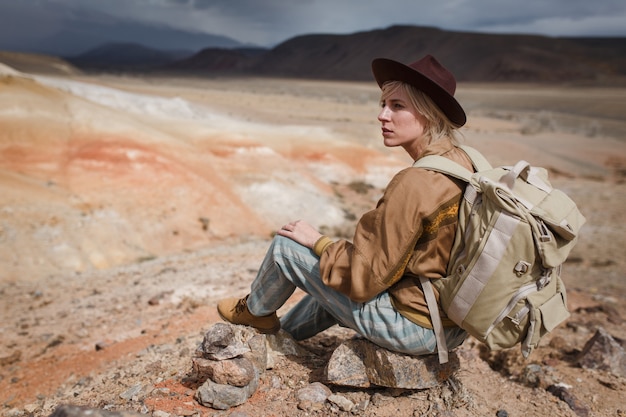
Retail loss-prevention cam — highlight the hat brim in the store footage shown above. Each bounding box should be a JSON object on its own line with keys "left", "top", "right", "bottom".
{"left": 372, "top": 58, "right": 466, "bottom": 127}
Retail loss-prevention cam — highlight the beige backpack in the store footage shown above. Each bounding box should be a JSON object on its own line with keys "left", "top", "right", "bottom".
{"left": 414, "top": 146, "right": 586, "bottom": 364}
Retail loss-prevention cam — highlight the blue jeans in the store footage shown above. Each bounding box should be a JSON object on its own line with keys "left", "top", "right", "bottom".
{"left": 247, "top": 236, "right": 466, "bottom": 356}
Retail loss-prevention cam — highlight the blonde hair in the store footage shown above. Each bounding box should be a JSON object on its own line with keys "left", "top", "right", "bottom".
{"left": 381, "top": 81, "right": 461, "bottom": 145}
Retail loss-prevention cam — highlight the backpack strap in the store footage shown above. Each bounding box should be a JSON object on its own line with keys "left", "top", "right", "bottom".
{"left": 419, "top": 276, "right": 449, "bottom": 364}
{"left": 459, "top": 145, "right": 492, "bottom": 172}
{"left": 411, "top": 145, "right": 492, "bottom": 365}
{"left": 412, "top": 145, "right": 492, "bottom": 182}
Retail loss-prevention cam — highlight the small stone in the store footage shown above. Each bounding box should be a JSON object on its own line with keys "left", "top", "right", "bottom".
{"left": 95, "top": 342, "right": 109, "bottom": 351}
{"left": 0, "top": 350, "right": 22, "bottom": 366}
{"left": 354, "top": 397, "right": 370, "bottom": 413}
{"left": 296, "top": 382, "right": 332, "bottom": 404}
{"left": 327, "top": 394, "right": 354, "bottom": 412}
{"left": 520, "top": 364, "right": 556, "bottom": 389}
{"left": 5, "top": 409, "right": 22, "bottom": 417}
{"left": 297, "top": 400, "right": 314, "bottom": 411}
{"left": 47, "top": 405, "right": 146, "bottom": 417}
{"left": 195, "top": 374, "right": 259, "bottom": 410}
{"left": 147, "top": 295, "right": 162, "bottom": 305}
{"left": 199, "top": 323, "right": 254, "bottom": 360}
{"left": 173, "top": 407, "right": 195, "bottom": 416}
{"left": 24, "top": 403, "right": 40, "bottom": 413}
{"left": 578, "top": 327, "right": 626, "bottom": 377}
{"left": 200, "top": 323, "right": 236, "bottom": 354}
{"left": 496, "top": 410, "right": 509, "bottom": 417}
{"left": 193, "top": 356, "right": 257, "bottom": 386}
{"left": 597, "top": 376, "right": 622, "bottom": 391}
{"left": 547, "top": 384, "right": 590, "bottom": 417}
{"left": 119, "top": 384, "right": 143, "bottom": 400}
{"left": 370, "top": 392, "right": 387, "bottom": 406}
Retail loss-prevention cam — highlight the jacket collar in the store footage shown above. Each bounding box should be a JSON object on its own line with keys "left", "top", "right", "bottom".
{"left": 415, "top": 137, "right": 456, "bottom": 162}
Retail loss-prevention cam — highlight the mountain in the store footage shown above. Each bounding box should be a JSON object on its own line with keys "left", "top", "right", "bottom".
{"left": 162, "top": 25, "right": 626, "bottom": 84}
{"left": 4, "top": 25, "right": 625, "bottom": 84}
{"left": 67, "top": 43, "right": 194, "bottom": 71}
{"left": 0, "top": 51, "right": 81, "bottom": 76}
{"left": 163, "top": 47, "right": 267, "bottom": 73}
{"left": 0, "top": 9, "right": 245, "bottom": 57}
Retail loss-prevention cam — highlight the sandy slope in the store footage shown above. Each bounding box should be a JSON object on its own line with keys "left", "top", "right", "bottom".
{"left": 0, "top": 65, "right": 625, "bottom": 416}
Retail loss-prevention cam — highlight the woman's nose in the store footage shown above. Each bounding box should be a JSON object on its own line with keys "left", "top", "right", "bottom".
{"left": 378, "top": 106, "right": 390, "bottom": 121}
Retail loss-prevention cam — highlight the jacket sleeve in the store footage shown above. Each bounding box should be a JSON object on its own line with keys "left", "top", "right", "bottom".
{"left": 319, "top": 168, "right": 431, "bottom": 302}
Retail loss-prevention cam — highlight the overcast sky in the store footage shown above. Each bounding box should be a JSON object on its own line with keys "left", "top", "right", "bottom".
{"left": 1, "top": 0, "right": 625, "bottom": 51}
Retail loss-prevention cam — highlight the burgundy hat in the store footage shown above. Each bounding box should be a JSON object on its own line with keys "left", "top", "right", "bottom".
{"left": 371, "top": 55, "right": 466, "bottom": 127}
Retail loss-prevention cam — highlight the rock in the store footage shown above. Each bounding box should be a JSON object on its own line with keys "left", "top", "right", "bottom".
{"left": 5, "top": 409, "right": 22, "bottom": 417}
{"left": 242, "top": 333, "right": 268, "bottom": 371}
{"left": 195, "top": 372, "right": 259, "bottom": 410}
{"left": 328, "top": 394, "right": 355, "bottom": 412}
{"left": 199, "top": 323, "right": 252, "bottom": 361}
{"left": 192, "top": 356, "right": 256, "bottom": 387}
{"left": 598, "top": 375, "right": 623, "bottom": 391}
{"left": 296, "top": 382, "right": 332, "bottom": 404}
{"left": 23, "top": 403, "right": 40, "bottom": 414}
{"left": 297, "top": 400, "right": 321, "bottom": 412}
{"left": 0, "top": 350, "right": 21, "bottom": 366}
{"left": 119, "top": 383, "right": 144, "bottom": 400}
{"left": 95, "top": 341, "right": 110, "bottom": 351}
{"left": 325, "top": 339, "right": 460, "bottom": 389}
{"left": 265, "top": 330, "right": 309, "bottom": 369}
{"left": 519, "top": 364, "right": 557, "bottom": 389}
{"left": 547, "top": 384, "right": 590, "bottom": 417}
{"left": 193, "top": 323, "right": 271, "bottom": 409}
{"left": 578, "top": 327, "right": 626, "bottom": 377}
{"left": 47, "top": 405, "right": 147, "bottom": 417}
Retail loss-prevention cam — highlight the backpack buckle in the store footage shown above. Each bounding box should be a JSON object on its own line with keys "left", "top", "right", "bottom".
{"left": 538, "top": 220, "right": 552, "bottom": 242}
{"left": 514, "top": 261, "right": 531, "bottom": 277}
{"left": 537, "top": 269, "right": 552, "bottom": 290}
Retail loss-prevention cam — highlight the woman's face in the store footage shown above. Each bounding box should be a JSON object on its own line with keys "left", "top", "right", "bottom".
{"left": 377, "top": 86, "right": 428, "bottom": 160}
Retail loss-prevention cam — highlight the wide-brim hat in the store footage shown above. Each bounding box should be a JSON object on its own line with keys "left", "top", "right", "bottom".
{"left": 371, "top": 55, "right": 466, "bottom": 127}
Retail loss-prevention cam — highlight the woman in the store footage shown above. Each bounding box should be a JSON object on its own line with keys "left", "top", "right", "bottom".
{"left": 217, "top": 55, "right": 474, "bottom": 356}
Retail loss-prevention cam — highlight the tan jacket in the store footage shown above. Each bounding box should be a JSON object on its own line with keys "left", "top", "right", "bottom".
{"left": 318, "top": 138, "right": 474, "bottom": 328}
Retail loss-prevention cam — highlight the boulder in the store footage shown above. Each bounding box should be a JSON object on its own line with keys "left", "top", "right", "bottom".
{"left": 325, "top": 338, "right": 460, "bottom": 389}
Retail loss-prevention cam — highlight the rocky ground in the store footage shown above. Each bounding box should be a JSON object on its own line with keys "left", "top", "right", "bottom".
{"left": 0, "top": 66, "right": 625, "bottom": 417}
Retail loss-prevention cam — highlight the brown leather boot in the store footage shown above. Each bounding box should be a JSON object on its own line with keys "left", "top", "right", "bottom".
{"left": 217, "top": 295, "right": 280, "bottom": 334}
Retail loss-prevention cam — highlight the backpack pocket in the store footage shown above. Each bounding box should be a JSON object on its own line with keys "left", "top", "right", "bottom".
{"left": 532, "top": 188, "right": 585, "bottom": 242}
{"left": 482, "top": 284, "right": 535, "bottom": 350}
{"left": 482, "top": 274, "right": 569, "bottom": 356}
{"left": 521, "top": 276, "right": 570, "bottom": 357}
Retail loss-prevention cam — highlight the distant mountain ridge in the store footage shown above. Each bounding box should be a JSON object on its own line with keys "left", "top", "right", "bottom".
{"left": 181, "top": 25, "right": 624, "bottom": 84}
{"left": 6, "top": 25, "right": 626, "bottom": 84}
{"left": 67, "top": 43, "right": 194, "bottom": 71}
{"left": 0, "top": 9, "right": 246, "bottom": 57}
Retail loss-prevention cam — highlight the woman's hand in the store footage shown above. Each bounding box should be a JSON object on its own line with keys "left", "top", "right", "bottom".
{"left": 277, "top": 220, "right": 322, "bottom": 249}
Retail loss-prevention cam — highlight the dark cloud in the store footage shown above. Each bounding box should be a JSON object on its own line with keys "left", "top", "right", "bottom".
{"left": 0, "top": 0, "right": 624, "bottom": 55}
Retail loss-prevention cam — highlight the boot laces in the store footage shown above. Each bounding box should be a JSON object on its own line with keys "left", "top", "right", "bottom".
{"left": 233, "top": 297, "right": 248, "bottom": 314}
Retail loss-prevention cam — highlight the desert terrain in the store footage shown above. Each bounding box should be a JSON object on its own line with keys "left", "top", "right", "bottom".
{"left": 0, "top": 62, "right": 625, "bottom": 417}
